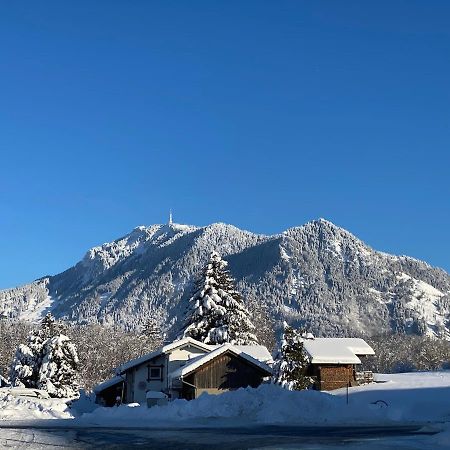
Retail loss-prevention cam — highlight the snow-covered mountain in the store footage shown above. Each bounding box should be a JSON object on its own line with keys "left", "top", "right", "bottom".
{"left": 1, "top": 219, "right": 449, "bottom": 339}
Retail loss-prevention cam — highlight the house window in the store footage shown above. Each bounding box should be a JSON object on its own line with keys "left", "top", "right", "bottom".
{"left": 148, "top": 365, "right": 163, "bottom": 381}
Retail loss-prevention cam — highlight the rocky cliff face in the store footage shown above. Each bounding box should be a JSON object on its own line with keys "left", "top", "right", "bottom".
{"left": 1, "top": 219, "right": 449, "bottom": 339}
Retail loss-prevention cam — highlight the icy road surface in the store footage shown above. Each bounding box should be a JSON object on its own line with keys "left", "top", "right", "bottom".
{"left": 0, "top": 425, "right": 441, "bottom": 449}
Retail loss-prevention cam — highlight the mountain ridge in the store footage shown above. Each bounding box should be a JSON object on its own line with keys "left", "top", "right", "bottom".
{"left": 1, "top": 219, "right": 449, "bottom": 341}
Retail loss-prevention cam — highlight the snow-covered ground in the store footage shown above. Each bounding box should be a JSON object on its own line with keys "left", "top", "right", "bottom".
{"left": 0, "top": 393, "right": 72, "bottom": 421}
{"left": 72, "top": 371, "right": 450, "bottom": 428}
{"left": 1, "top": 372, "right": 450, "bottom": 425}
{"left": 1, "top": 372, "right": 450, "bottom": 448}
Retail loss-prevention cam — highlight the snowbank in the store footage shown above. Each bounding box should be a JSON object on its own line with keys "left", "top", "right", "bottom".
{"left": 81, "top": 384, "right": 345, "bottom": 427}
{"left": 0, "top": 392, "right": 73, "bottom": 421}
{"left": 78, "top": 372, "right": 450, "bottom": 428}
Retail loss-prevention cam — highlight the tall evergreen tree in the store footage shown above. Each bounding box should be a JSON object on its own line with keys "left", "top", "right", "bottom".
{"left": 182, "top": 251, "right": 258, "bottom": 345}
{"left": 10, "top": 331, "right": 44, "bottom": 388}
{"left": 273, "top": 322, "right": 313, "bottom": 390}
{"left": 38, "top": 335, "right": 79, "bottom": 398}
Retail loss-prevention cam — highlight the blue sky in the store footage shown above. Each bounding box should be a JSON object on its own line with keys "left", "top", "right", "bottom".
{"left": 0, "top": 1, "right": 449, "bottom": 288}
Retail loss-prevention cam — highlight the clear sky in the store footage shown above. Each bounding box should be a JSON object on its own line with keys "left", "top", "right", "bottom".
{"left": 0, "top": 1, "right": 449, "bottom": 288}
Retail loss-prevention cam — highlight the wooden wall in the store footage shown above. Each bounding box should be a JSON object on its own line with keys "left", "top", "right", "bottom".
{"left": 182, "top": 352, "right": 268, "bottom": 399}
{"left": 310, "top": 364, "right": 356, "bottom": 391}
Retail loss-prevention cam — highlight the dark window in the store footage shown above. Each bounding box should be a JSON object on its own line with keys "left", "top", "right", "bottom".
{"left": 148, "top": 366, "right": 163, "bottom": 381}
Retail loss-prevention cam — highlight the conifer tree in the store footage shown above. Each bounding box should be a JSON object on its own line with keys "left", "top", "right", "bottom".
{"left": 10, "top": 313, "right": 79, "bottom": 397}
{"left": 38, "top": 335, "right": 79, "bottom": 398}
{"left": 182, "top": 251, "right": 258, "bottom": 345}
{"left": 10, "top": 332, "right": 44, "bottom": 388}
{"left": 273, "top": 322, "right": 313, "bottom": 390}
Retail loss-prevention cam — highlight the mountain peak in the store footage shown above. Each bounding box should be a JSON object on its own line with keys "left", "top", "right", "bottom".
{"left": 301, "top": 218, "right": 361, "bottom": 241}
{"left": 308, "top": 218, "right": 341, "bottom": 229}
{"left": 164, "top": 222, "right": 198, "bottom": 232}
{"left": 283, "top": 218, "right": 343, "bottom": 236}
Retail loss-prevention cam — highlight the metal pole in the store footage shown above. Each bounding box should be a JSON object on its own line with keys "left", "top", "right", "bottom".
{"left": 118, "top": 373, "right": 126, "bottom": 404}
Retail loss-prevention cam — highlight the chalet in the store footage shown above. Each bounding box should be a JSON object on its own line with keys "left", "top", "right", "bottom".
{"left": 303, "top": 338, "right": 375, "bottom": 391}
{"left": 94, "top": 337, "right": 273, "bottom": 406}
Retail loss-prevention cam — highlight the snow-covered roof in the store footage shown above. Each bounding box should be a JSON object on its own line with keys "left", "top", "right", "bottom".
{"left": 336, "top": 338, "right": 375, "bottom": 356}
{"left": 303, "top": 338, "right": 374, "bottom": 365}
{"left": 93, "top": 375, "right": 124, "bottom": 394}
{"left": 169, "top": 344, "right": 273, "bottom": 379}
{"left": 116, "top": 337, "right": 214, "bottom": 373}
{"left": 232, "top": 345, "right": 273, "bottom": 363}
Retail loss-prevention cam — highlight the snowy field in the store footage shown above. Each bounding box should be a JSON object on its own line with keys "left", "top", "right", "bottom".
{"left": 1, "top": 372, "right": 450, "bottom": 448}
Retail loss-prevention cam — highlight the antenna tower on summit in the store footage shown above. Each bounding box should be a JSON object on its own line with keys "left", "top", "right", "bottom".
{"left": 168, "top": 209, "right": 173, "bottom": 225}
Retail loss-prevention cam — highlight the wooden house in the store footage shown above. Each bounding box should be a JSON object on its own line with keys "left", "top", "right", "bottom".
{"left": 170, "top": 344, "right": 272, "bottom": 399}
{"left": 94, "top": 337, "right": 273, "bottom": 406}
{"left": 303, "top": 338, "right": 375, "bottom": 391}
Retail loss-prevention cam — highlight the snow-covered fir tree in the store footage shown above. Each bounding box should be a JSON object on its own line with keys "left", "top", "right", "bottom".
{"left": 182, "top": 251, "right": 258, "bottom": 345}
{"left": 273, "top": 322, "right": 313, "bottom": 390}
{"left": 38, "top": 335, "right": 79, "bottom": 398}
{"left": 10, "top": 331, "right": 44, "bottom": 388}
{"left": 9, "top": 313, "right": 79, "bottom": 397}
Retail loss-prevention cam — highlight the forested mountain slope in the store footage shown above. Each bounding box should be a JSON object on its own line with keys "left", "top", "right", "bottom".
{"left": 1, "top": 219, "right": 449, "bottom": 339}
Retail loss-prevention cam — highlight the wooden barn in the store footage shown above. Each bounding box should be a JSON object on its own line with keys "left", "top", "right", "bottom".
{"left": 303, "top": 338, "right": 375, "bottom": 391}
{"left": 170, "top": 345, "right": 273, "bottom": 399}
